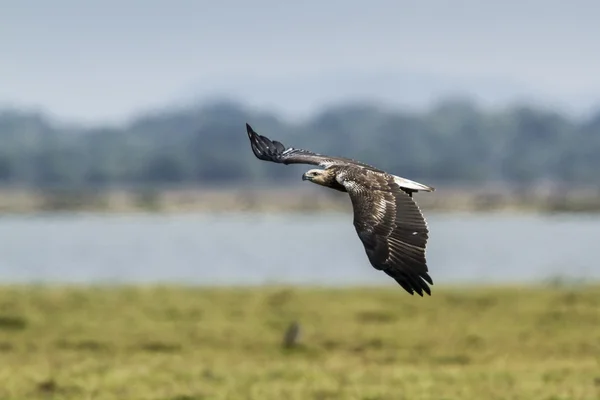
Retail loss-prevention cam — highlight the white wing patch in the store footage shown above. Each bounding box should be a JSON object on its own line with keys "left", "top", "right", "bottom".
{"left": 320, "top": 161, "right": 338, "bottom": 168}
{"left": 334, "top": 170, "right": 347, "bottom": 184}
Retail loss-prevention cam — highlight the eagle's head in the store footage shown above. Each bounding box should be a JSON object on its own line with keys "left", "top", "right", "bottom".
{"left": 302, "top": 169, "right": 331, "bottom": 186}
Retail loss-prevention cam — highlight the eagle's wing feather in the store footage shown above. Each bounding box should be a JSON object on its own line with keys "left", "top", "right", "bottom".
{"left": 246, "top": 123, "right": 382, "bottom": 171}
{"left": 338, "top": 169, "right": 432, "bottom": 296}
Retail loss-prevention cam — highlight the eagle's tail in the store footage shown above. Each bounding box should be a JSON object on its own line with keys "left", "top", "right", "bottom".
{"left": 392, "top": 175, "right": 435, "bottom": 193}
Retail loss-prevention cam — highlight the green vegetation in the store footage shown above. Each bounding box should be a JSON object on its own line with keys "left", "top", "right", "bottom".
{"left": 0, "top": 285, "right": 598, "bottom": 399}
{"left": 1, "top": 98, "right": 600, "bottom": 189}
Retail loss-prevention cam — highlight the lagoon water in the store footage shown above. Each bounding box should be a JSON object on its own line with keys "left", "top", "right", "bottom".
{"left": 0, "top": 212, "right": 598, "bottom": 286}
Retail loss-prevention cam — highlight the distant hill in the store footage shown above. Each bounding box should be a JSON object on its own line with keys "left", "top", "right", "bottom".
{"left": 0, "top": 98, "right": 599, "bottom": 188}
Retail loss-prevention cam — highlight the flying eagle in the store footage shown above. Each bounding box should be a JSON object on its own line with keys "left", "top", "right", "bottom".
{"left": 245, "top": 123, "right": 435, "bottom": 296}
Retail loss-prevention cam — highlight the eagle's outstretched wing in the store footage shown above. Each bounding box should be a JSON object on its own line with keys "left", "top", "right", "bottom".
{"left": 246, "top": 123, "right": 382, "bottom": 171}
{"left": 337, "top": 168, "right": 433, "bottom": 296}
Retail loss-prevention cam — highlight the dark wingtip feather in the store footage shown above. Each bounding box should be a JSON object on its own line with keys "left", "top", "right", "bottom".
{"left": 421, "top": 272, "right": 434, "bottom": 285}
{"left": 245, "top": 123, "right": 266, "bottom": 158}
{"left": 417, "top": 275, "right": 432, "bottom": 296}
{"left": 245, "top": 123, "right": 289, "bottom": 163}
{"left": 385, "top": 269, "right": 432, "bottom": 297}
{"left": 246, "top": 123, "right": 259, "bottom": 149}
{"left": 246, "top": 123, "right": 254, "bottom": 141}
{"left": 422, "top": 281, "right": 431, "bottom": 296}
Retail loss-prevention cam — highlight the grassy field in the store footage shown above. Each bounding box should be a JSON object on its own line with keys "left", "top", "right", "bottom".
{"left": 0, "top": 285, "right": 598, "bottom": 399}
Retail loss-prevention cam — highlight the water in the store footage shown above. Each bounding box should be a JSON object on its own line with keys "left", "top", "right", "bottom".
{"left": 0, "top": 212, "right": 598, "bottom": 286}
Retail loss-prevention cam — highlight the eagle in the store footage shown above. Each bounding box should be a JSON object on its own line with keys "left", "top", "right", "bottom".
{"left": 245, "top": 123, "right": 436, "bottom": 296}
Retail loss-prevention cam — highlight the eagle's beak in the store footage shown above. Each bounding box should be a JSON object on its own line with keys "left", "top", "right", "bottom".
{"left": 302, "top": 173, "right": 309, "bottom": 181}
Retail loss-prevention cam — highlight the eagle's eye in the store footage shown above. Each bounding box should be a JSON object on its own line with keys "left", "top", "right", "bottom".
{"left": 302, "top": 170, "right": 321, "bottom": 181}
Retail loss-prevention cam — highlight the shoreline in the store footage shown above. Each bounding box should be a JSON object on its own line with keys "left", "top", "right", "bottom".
{"left": 0, "top": 281, "right": 593, "bottom": 290}
{"left": 0, "top": 186, "right": 599, "bottom": 214}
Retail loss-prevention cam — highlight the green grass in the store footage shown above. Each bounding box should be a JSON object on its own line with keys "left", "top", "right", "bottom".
{"left": 0, "top": 285, "right": 599, "bottom": 399}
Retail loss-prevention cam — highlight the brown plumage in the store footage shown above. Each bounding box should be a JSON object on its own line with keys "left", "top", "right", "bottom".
{"left": 245, "top": 123, "right": 436, "bottom": 296}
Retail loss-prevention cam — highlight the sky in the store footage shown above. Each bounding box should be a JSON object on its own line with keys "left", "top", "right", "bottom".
{"left": 1, "top": 0, "right": 600, "bottom": 124}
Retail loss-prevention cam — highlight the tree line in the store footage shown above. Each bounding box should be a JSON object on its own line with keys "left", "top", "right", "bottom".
{"left": 0, "top": 98, "right": 599, "bottom": 188}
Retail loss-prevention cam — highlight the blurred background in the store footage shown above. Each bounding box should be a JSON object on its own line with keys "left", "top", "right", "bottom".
{"left": 1, "top": 0, "right": 599, "bottom": 287}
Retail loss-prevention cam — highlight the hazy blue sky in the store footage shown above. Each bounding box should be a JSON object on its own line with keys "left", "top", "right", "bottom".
{"left": 2, "top": 0, "right": 599, "bottom": 124}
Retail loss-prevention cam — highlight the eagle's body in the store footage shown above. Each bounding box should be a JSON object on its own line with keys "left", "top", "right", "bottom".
{"left": 245, "top": 123, "right": 435, "bottom": 296}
